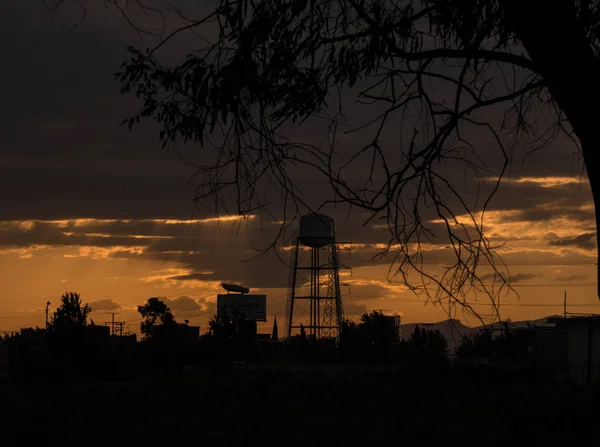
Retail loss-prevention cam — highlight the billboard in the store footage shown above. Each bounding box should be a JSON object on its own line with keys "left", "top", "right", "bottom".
{"left": 217, "top": 294, "right": 267, "bottom": 321}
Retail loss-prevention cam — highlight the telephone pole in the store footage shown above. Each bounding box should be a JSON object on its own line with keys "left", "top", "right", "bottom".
{"left": 114, "top": 321, "right": 125, "bottom": 337}
{"left": 45, "top": 301, "right": 51, "bottom": 329}
{"left": 107, "top": 312, "right": 121, "bottom": 335}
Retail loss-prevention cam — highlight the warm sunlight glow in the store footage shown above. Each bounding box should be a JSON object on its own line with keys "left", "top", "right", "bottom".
{"left": 515, "top": 176, "right": 584, "bottom": 187}
{"left": 160, "top": 215, "right": 257, "bottom": 224}
{"left": 484, "top": 176, "right": 587, "bottom": 188}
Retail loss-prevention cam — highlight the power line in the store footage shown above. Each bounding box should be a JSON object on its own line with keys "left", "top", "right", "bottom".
{"left": 347, "top": 292, "right": 600, "bottom": 307}
{"left": 0, "top": 314, "right": 45, "bottom": 319}
{"left": 0, "top": 279, "right": 169, "bottom": 304}
{"left": 346, "top": 273, "right": 598, "bottom": 288}
{"left": 413, "top": 261, "right": 597, "bottom": 266}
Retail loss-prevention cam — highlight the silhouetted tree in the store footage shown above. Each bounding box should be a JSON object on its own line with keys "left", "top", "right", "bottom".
{"left": 411, "top": 326, "right": 425, "bottom": 350}
{"left": 339, "top": 312, "right": 399, "bottom": 364}
{"left": 207, "top": 314, "right": 237, "bottom": 340}
{"left": 45, "top": 292, "right": 99, "bottom": 374}
{"left": 48, "top": 292, "right": 91, "bottom": 334}
{"left": 339, "top": 319, "right": 364, "bottom": 363}
{"left": 498, "top": 327, "right": 532, "bottom": 362}
{"left": 206, "top": 312, "right": 257, "bottom": 362}
{"left": 51, "top": 1, "right": 600, "bottom": 312}
{"left": 455, "top": 334, "right": 476, "bottom": 363}
{"left": 1, "top": 327, "right": 50, "bottom": 380}
{"left": 359, "top": 311, "right": 396, "bottom": 343}
{"left": 138, "top": 297, "right": 177, "bottom": 341}
{"left": 456, "top": 324, "right": 533, "bottom": 367}
{"left": 455, "top": 328, "right": 494, "bottom": 365}
{"left": 406, "top": 325, "right": 448, "bottom": 366}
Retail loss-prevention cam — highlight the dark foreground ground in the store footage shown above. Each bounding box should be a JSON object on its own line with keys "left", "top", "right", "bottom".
{"left": 1, "top": 371, "right": 598, "bottom": 446}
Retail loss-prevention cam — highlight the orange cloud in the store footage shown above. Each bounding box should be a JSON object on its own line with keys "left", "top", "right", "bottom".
{"left": 484, "top": 176, "right": 587, "bottom": 188}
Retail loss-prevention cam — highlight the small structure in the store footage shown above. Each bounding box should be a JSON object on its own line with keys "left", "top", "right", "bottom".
{"left": 516, "top": 316, "right": 600, "bottom": 385}
{"left": 383, "top": 315, "right": 402, "bottom": 343}
{"left": 177, "top": 323, "right": 200, "bottom": 339}
{"left": 547, "top": 315, "right": 600, "bottom": 385}
{"left": 217, "top": 283, "right": 267, "bottom": 322}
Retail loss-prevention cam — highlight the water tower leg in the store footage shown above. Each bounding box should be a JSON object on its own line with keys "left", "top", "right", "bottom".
{"left": 285, "top": 237, "right": 300, "bottom": 338}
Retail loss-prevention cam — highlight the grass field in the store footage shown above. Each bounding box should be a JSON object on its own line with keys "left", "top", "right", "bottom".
{"left": 1, "top": 371, "right": 598, "bottom": 446}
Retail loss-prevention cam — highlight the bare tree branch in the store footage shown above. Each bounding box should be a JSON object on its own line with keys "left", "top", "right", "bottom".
{"left": 47, "top": 0, "right": 600, "bottom": 323}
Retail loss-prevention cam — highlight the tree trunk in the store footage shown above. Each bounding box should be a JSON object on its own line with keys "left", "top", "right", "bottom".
{"left": 502, "top": 0, "right": 600, "bottom": 297}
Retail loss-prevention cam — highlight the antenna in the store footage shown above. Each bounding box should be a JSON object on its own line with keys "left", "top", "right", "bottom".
{"left": 107, "top": 312, "right": 121, "bottom": 335}
{"left": 221, "top": 283, "right": 250, "bottom": 294}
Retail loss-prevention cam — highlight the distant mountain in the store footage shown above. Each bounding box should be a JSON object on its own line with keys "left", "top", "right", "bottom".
{"left": 400, "top": 316, "right": 560, "bottom": 352}
{"left": 401, "top": 319, "right": 476, "bottom": 350}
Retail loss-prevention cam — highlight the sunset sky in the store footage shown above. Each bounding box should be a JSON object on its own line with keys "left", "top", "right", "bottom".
{"left": 1, "top": 2, "right": 599, "bottom": 335}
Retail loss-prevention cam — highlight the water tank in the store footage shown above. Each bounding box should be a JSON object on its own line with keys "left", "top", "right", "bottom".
{"left": 298, "top": 213, "right": 333, "bottom": 247}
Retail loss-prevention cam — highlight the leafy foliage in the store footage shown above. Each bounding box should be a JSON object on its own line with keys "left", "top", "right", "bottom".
{"left": 138, "top": 297, "right": 177, "bottom": 340}
{"left": 205, "top": 313, "right": 258, "bottom": 362}
{"left": 406, "top": 325, "right": 449, "bottom": 366}
{"left": 455, "top": 323, "right": 532, "bottom": 364}
{"left": 48, "top": 292, "right": 91, "bottom": 335}
{"left": 51, "top": 0, "right": 600, "bottom": 319}
{"left": 339, "top": 312, "right": 449, "bottom": 365}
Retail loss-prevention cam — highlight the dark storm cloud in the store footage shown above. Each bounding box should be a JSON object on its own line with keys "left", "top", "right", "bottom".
{"left": 510, "top": 273, "right": 543, "bottom": 283}
{"left": 163, "top": 296, "right": 202, "bottom": 311}
{"left": 0, "top": 214, "right": 511, "bottom": 289}
{"left": 555, "top": 274, "right": 588, "bottom": 282}
{"left": 2, "top": 1, "right": 589, "bottom": 224}
{"left": 485, "top": 183, "right": 592, "bottom": 217}
{"left": 479, "top": 272, "right": 541, "bottom": 283}
{"left": 127, "top": 248, "right": 291, "bottom": 288}
{"left": 89, "top": 299, "right": 122, "bottom": 312}
{"left": 0, "top": 2, "right": 203, "bottom": 221}
{"left": 170, "top": 273, "right": 216, "bottom": 281}
{"left": 342, "top": 301, "right": 369, "bottom": 317}
{"left": 0, "top": 215, "right": 403, "bottom": 257}
{"left": 547, "top": 232, "right": 597, "bottom": 250}
{"left": 161, "top": 296, "right": 216, "bottom": 317}
{"left": 0, "top": 218, "right": 294, "bottom": 288}
{"left": 513, "top": 204, "right": 594, "bottom": 223}
{"left": 0, "top": 189, "right": 592, "bottom": 289}
{"left": 1, "top": 1, "right": 594, "bottom": 297}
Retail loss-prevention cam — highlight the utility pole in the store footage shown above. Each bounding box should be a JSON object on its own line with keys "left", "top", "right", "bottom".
{"left": 564, "top": 291, "right": 567, "bottom": 318}
{"left": 107, "top": 312, "right": 120, "bottom": 335}
{"left": 45, "top": 301, "right": 51, "bottom": 329}
{"left": 114, "top": 321, "right": 125, "bottom": 337}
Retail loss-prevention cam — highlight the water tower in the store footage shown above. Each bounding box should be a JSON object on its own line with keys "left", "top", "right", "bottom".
{"left": 284, "top": 213, "right": 345, "bottom": 340}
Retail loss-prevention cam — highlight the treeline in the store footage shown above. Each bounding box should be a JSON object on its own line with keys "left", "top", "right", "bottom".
{"left": 0, "top": 292, "right": 538, "bottom": 383}
{"left": 0, "top": 292, "right": 266, "bottom": 381}
{"left": 288, "top": 311, "right": 449, "bottom": 369}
